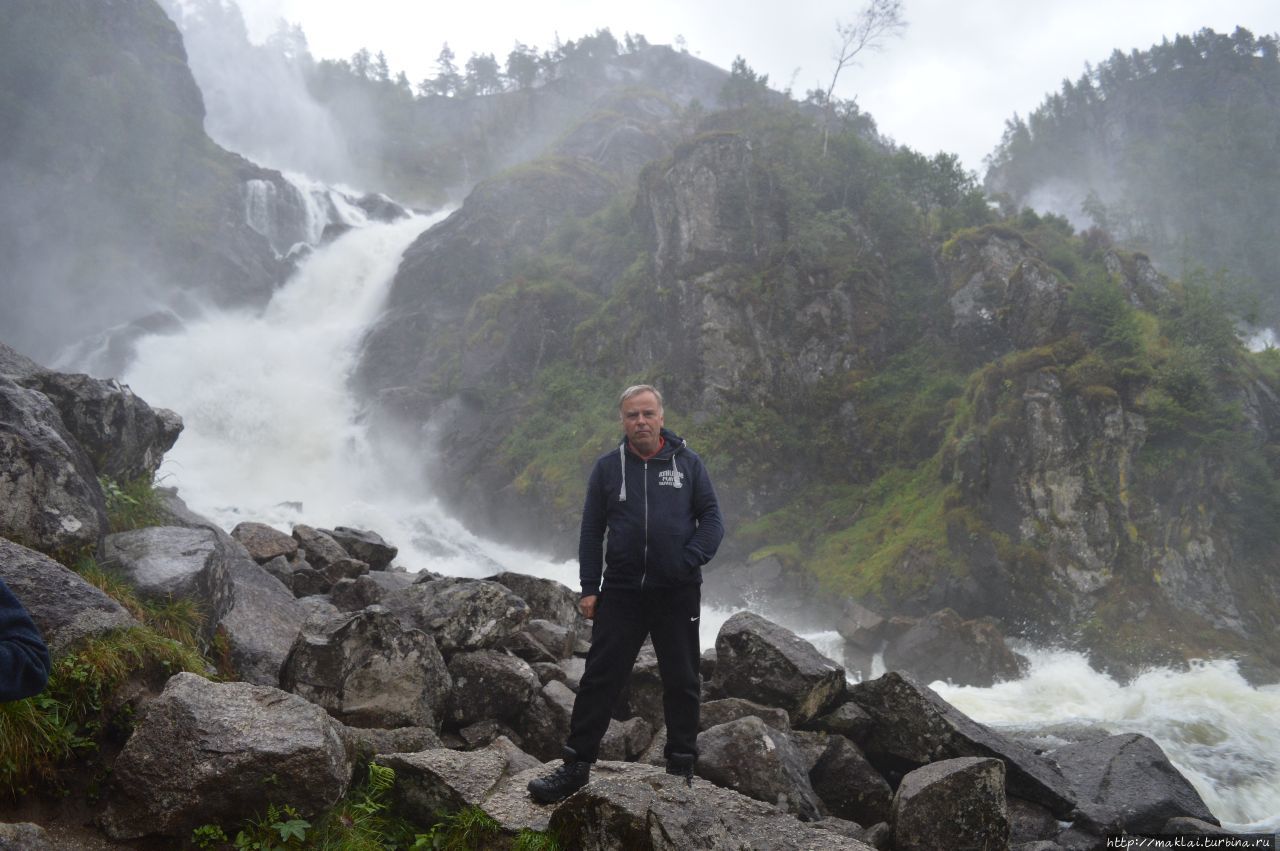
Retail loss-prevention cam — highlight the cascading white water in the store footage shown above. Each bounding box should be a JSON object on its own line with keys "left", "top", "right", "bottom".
{"left": 119, "top": 201, "right": 1279, "bottom": 832}
{"left": 123, "top": 211, "right": 563, "bottom": 583}
{"left": 935, "top": 650, "right": 1280, "bottom": 832}
{"left": 1246, "top": 327, "right": 1278, "bottom": 352}
{"left": 243, "top": 171, "right": 373, "bottom": 257}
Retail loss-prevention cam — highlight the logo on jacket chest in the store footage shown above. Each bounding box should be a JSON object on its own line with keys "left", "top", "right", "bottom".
{"left": 658, "top": 469, "right": 684, "bottom": 488}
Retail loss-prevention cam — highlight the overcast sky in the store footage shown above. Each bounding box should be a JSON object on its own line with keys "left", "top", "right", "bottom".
{"left": 235, "top": 0, "right": 1280, "bottom": 175}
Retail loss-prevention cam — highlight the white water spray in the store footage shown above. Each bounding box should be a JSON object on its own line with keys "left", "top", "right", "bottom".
{"left": 935, "top": 650, "right": 1280, "bottom": 832}
{"left": 123, "top": 210, "right": 564, "bottom": 583}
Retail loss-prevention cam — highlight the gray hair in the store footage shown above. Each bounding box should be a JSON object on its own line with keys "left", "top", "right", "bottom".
{"left": 619, "top": 384, "right": 663, "bottom": 411}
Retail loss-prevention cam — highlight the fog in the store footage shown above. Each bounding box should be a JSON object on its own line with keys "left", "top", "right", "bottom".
{"left": 234, "top": 0, "right": 1280, "bottom": 174}
{"left": 0, "top": 162, "right": 174, "bottom": 364}
{"left": 160, "top": 0, "right": 362, "bottom": 185}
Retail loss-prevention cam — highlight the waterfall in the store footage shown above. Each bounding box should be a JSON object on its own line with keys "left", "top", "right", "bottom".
{"left": 120, "top": 197, "right": 1279, "bottom": 833}
{"left": 242, "top": 171, "right": 372, "bottom": 257}
{"left": 121, "top": 210, "right": 571, "bottom": 583}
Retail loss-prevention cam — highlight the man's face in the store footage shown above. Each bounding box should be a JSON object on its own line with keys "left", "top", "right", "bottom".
{"left": 621, "top": 391, "right": 664, "bottom": 456}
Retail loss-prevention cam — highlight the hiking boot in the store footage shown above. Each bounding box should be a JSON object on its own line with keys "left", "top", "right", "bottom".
{"left": 527, "top": 759, "right": 590, "bottom": 803}
{"left": 665, "top": 752, "right": 696, "bottom": 787}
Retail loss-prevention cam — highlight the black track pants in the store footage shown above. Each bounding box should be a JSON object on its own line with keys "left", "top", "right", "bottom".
{"left": 564, "top": 584, "right": 701, "bottom": 763}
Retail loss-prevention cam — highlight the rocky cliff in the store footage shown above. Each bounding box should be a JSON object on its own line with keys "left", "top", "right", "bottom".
{"left": 356, "top": 94, "right": 1280, "bottom": 676}
{"left": 0, "top": 0, "right": 303, "bottom": 363}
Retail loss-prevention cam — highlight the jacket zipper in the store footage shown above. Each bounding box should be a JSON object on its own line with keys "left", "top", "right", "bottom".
{"left": 641, "top": 460, "right": 649, "bottom": 589}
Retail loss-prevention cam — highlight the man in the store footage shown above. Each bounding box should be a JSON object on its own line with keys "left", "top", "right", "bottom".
{"left": 528, "top": 384, "right": 724, "bottom": 803}
{"left": 0, "top": 576, "right": 51, "bottom": 702}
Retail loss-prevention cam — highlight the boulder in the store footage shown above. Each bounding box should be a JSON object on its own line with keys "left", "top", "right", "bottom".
{"left": 809, "top": 735, "right": 893, "bottom": 826}
{"left": 23, "top": 367, "right": 181, "bottom": 484}
{"left": 1051, "top": 733, "right": 1217, "bottom": 835}
{"left": 697, "top": 715, "right": 823, "bottom": 821}
{"left": 387, "top": 576, "right": 530, "bottom": 656}
{"left": 216, "top": 556, "right": 305, "bottom": 686}
{"left": 790, "top": 729, "right": 836, "bottom": 772}
{"left": 377, "top": 747, "right": 550, "bottom": 835}
{"left": 445, "top": 650, "right": 540, "bottom": 727}
{"left": 559, "top": 656, "right": 586, "bottom": 691}
{"left": 525, "top": 618, "right": 576, "bottom": 659}
{"left": 324, "top": 526, "right": 398, "bottom": 570}
{"left": 1161, "top": 816, "right": 1234, "bottom": 835}
{"left": 330, "top": 574, "right": 389, "bottom": 611}
{"left": 361, "top": 569, "right": 414, "bottom": 595}
{"left": 485, "top": 735, "right": 544, "bottom": 776}
{"left": 282, "top": 606, "right": 450, "bottom": 729}
{"left": 849, "top": 672, "right": 1076, "bottom": 818}
{"left": 230, "top": 521, "right": 298, "bottom": 563}
{"left": 459, "top": 719, "right": 523, "bottom": 750}
{"left": 548, "top": 763, "right": 875, "bottom": 850}
{"left": 338, "top": 724, "right": 444, "bottom": 767}
{"left": 0, "top": 376, "right": 106, "bottom": 554}
{"left": 291, "top": 566, "right": 331, "bottom": 597}
{"left": 102, "top": 673, "right": 351, "bottom": 840}
{"left": 261, "top": 554, "right": 296, "bottom": 588}
{"left": 1008, "top": 796, "right": 1059, "bottom": 845}
{"left": 700, "top": 646, "right": 717, "bottom": 681}
{"left": 296, "top": 595, "right": 341, "bottom": 626}
{"left": 805, "top": 700, "right": 875, "bottom": 744}
{"left": 860, "top": 822, "right": 892, "bottom": 849}
{"left": 882, "top": 608, "right": 1026, "bottom": 687}
{"left": 700, "top": 697, "right": 791, "bottom": 732}
{"left": 836, "top": 599, "right": 888, "bottom": 651}
{"left": 639, "top": 726, "right": 669, "bottom": 766}
{"left": 487, "top": 571, "right": 579, "bottom": 627}
{"left": 599, "top": 716, "right": 653, "bottom": 761}
{"left": 624, "top": 644, "right": 667, "bottom": 729}
{"left": 531, "top": 661, "right": 568, "bottom": 687}
{"left": 712, "top": 611, "right": 846, "bottom": 725}
{"left": 0, "top": 822, "right": 54, "bottom": 851}
{"left": 891, "top": 757, "right": 1009, "bottom": 851}
{"left": 323, "top": 556, "right": 370, "bottom": 583}
{"left": 291, "top": 524, "right": 350, "bottom": 569}
{"left": 515, "top": 679, "right": 576, "bottom": 761}
{"left": 101, "top": 525, "right": 234, "bottom": 638}
{"left": 0, "top": 537, "right": 137, "bottom": 654}
{"left": 504, "top": 629, "right": 559, "bottom": 664}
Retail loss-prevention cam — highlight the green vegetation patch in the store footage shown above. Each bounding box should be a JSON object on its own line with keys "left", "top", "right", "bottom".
{"left": 499, "top": 365, "right": 629, "bottom": 526}
{"left": 74, "top": 556, "right": 207, "bottom": 650}
{"left": 99, "top": 473, "right": 167, "bottom": 533}
{"left": 0, "top": 626, "right": 209, "bottom": 796}
{"left": 808, "top": 461, "right": 961, "bottom": 600}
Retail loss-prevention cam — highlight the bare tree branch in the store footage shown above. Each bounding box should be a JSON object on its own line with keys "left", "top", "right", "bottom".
{"left": 822, "top": 0, "right": 907, "bottom": 154}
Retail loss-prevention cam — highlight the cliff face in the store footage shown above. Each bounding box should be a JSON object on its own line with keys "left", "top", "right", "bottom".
{"left": 0, "top": 0, "right": 290, "bottom": 363}
{"left": 632, "top": 132, "right": 893, "bottom": 413}
{"left": 936, "top": 231, "right": 1280, "bottom": 672}
{"left": 355, "top": 95, "right": 1280, "bottom": 673}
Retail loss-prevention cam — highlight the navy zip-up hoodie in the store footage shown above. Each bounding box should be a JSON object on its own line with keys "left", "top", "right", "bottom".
{"left": 579, "top": 427, "right": 723, "bottom": 597}
{"left": 0, "top": 576, "right": 51, "bottom": 702}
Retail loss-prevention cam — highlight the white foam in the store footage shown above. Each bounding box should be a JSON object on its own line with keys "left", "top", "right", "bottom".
{"left": 935, "top": 650, "right": 1280, "bottom": 831}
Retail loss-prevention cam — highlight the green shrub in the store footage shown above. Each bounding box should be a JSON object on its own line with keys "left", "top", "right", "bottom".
{"left": 99, "top": 473, "right": 167, "bottom": 532}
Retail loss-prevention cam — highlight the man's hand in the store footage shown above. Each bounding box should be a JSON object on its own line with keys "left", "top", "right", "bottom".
{"left": 579, "top": 594, "right": 598, "bottom": 620}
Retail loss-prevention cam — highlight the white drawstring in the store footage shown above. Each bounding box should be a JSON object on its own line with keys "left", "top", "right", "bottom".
{"left": 618, "top": 443, "right": 627, "bottom": 501}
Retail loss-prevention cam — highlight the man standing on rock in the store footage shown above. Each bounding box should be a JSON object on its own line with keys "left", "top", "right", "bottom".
{"left": 528, "top": 384, "right": 724, "bottom": 803}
